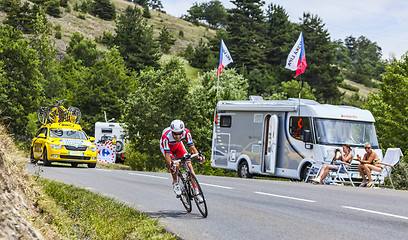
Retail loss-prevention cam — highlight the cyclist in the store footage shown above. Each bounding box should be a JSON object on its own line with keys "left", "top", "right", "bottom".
{"left": 160, "top": 119, "right": 205, "bottom": 198}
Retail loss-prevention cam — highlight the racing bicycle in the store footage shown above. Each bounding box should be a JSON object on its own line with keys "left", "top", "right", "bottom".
{"left": 37, "top": 99, "right": 81, "bottom": 124}
{"left": 172, "top": 153, "right": 208, "bottom": 218}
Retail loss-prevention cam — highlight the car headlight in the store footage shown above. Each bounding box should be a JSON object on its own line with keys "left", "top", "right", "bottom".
{"left": 89, "top": 146, "right": 97, "bottom": 152}
{"left": 50, "top": 144, "right": 62, "bottom": 149}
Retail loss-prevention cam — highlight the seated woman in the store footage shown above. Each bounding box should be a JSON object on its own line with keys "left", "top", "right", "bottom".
{"left": 312, "top": 144, "right": 353, "bottom": 184}
{"left": 356, "top": 142, "right": 381, "bottom": 187}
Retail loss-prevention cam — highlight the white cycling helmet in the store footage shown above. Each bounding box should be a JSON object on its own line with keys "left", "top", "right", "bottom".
{"left": 170, "top": 119, "right": 185, "bottom": 133}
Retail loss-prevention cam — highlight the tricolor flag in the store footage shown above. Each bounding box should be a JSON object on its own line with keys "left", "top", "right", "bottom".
{"left": 217, "top": 39, "right": 233, "bottom": 76}
{"left": 285, "top": 32, "right": 307, "bottom": 78}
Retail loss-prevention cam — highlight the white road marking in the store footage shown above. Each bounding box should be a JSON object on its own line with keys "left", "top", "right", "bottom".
{"left": 93, "top": 169, "right": 112, "bottom": 172}
{"left": 129, "top": 172, "right": 169, "bottom": 180}
{"left": 255, "top": 191, "right": 316, "bottom": 203}
{"left": 200, "top": 183, "right": 234, "bottom": 189}
{"left": 343, "top": 206, "right": 408, "bottom": 220}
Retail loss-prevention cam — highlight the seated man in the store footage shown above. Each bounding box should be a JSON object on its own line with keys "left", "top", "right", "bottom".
{"left": 312, "top": 144, "right": 353, "bottom": 184}
{"left": 356, "top": 142, "right": 381, "bottom": 187}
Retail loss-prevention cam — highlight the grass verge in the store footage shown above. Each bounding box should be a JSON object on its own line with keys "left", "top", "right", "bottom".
{"left": 38, "top": 178, "right": 177, "bottom": 239}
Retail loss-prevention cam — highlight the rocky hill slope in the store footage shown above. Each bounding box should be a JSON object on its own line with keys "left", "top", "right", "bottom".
{"left": 0, "top": 125, "right": 44, "bottom": 238}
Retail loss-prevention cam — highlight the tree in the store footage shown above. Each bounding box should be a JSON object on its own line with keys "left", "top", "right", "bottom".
{"left": 299, "top": 12, "right": 342, "bottom": 102}
{"left": 189, "top": 38, "right": 216, "bottom": 71}
{"left": 66, "top": 32, "right": 101, "bottom": 67}
{"left": 0, "top": 25, "right": 44, "bottom": 138}
{"left": 44, "top": 0, "right": 61, "bottom": 18}
{"left": 365, "top": 54, "right": 408, "bottom": 189}
{"left": 264, "top": 4, "right": 294, "bottom": 71}
{"left": 4, "top": 1, "right": 43, "bottom": 33}
{"left": 157, "top": 26, "right": 175, "bottom": 54}
{"left": 366, "top": 54, "right": 408, "bottom": 151}
{"left": 203, "top": 0, "right": 228, "bottom": 28}
{"left": 333, "top": 39, "right": 352, "bottom": 69}
{"left": 188, "top": 68, "right": 249, "bottom": 154}
{"left": 142, "top": 3, "right": 150, "bottom": 18}
{"left": 345, "top": 35, "right": 385, "bottom": 86}
{"left": 185, "top": 2, "right": 205, "bottom": 23}
{"left": 115, "top": 6, "right": 161, "bottom": 71}
{"left": 123, "top": 57, "right": 190, "bottom": 170}
{"left": 226, "top": 0, "right": 267, "bottom": 93}
{"left": 63, "top": 46, "right": 135, "bottom": 133}
{"left": 149, "top": 0, "right": 162, "bottom": 10}
{"left": 91, "top": 0, "right": 116, "bottom": 20}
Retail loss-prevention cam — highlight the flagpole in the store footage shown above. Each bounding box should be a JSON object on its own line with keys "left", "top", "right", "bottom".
{"left": 298, "top": 74, "right": 302, "bottom": 116}
{"left": 216, "top": 73, "right": 220, "bottom": 102}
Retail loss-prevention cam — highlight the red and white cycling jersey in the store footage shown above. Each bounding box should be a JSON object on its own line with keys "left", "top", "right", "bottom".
{"left": 160, "top": 127, "right": 194, "bottom": 158}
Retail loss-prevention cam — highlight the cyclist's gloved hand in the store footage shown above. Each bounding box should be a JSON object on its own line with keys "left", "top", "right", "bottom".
{"left": 198, "top": 154, "right": 206, "bottom": 163}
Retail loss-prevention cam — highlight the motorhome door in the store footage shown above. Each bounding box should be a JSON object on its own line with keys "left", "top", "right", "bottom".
{"left": 263, "top": 115, "right": 278, "bottom": 174}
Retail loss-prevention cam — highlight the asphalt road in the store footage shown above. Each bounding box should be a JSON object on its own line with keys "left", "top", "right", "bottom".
{"left": 26, "top": 162, "right": 408, "bottom": 240}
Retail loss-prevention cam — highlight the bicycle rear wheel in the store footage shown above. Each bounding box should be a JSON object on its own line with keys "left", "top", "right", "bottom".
{"left": 189, "top": 174, "right": 208, "bottom": 218}
{"left": 67, "top": 106, "right": 81, "bottom": 124}
{"left": 179, "top": 174, "right": 192, "bottom": 212}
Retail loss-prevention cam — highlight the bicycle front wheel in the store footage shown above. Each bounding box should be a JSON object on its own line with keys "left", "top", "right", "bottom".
{"left": 47, "top": 106, "right": 65, "bottom": 123}
{"left": 190, "top": 174, "right": 208, "bottom": 218}
{"left": 179, "top": 173, "right": 192, "bottom": 212}
{"left": 37, "top": 108, "right": 47, "bottom": 125}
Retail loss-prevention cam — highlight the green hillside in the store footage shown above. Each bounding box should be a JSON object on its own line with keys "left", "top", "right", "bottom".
{"left": 5, "top": 0, "right": 216, "bottom": 56}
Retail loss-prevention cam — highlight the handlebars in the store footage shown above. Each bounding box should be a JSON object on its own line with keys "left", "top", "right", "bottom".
{"left": 173, "top": 153, "right": 201, "bottom": 163}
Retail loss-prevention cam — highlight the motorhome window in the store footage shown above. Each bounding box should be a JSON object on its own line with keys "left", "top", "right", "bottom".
{"left": 102, "top": 128, "right": 113, "bottom": 133}
{"left": 220, "top": 116, "right": 232, "bottom": 128}
{"left": 314, "top": 118, "right": 379, "bottom": 147}
{"left": 289, "top": 117, "right": 311, "bottom": 141}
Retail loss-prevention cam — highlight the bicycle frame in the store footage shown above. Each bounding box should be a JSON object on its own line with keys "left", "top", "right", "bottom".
{"left": 172, "top": 153, "right": 208, "bottom": 218}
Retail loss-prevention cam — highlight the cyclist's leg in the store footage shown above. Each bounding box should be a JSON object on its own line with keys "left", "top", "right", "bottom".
{"left": 160, "top": 145, "right": 178, "bottom": 183}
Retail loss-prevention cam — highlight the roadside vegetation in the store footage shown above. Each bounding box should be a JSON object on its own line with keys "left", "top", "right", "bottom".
{"left": 0, "top": 123, "right": 177, "bottom": 239}
{"left": 39, "top": 178, "right": 177, "bottom": 239}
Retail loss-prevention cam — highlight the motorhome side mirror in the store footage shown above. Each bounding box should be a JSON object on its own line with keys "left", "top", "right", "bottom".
{"left": 303, "top": 130, "right": 313, "bottom": 149}
{"left": 303, "top": 130, "right": 312, "bottom": 143}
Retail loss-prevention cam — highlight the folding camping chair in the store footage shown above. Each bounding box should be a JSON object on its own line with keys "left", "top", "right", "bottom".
{"left": 305, "top": 160, "right": 325, "bottom": 183}
{"left": 327, "top": 160, "right": 355, "bottom": 187}
{"left": 370, "top": 148, "right": 403, "bottom": 189}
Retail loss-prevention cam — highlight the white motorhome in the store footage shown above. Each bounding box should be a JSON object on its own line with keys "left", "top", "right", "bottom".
{"left": 95, "top": 122, "right": 126, "bottom": 163}
{"left": 211, "top": 97, "right": 382, "bottom": 180}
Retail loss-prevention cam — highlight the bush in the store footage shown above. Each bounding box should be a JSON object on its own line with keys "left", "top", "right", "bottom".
{"left": 124, "top": 147, "right": 151, "bottom": 171}
{"left": 78, "top": 13, "right": 86, "bottom": 20}
{"left": 393, "top": 160, "right": 408, "bottom": 190}
{"left": 339, "top": 81, "right": 359, "bottom": 92}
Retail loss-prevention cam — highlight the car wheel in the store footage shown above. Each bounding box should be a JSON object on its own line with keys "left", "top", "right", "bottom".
{"left": 88, "top": 163, "right": 96, "bottom": 168}
{"left": 238, "top": 161, "right": 253, "bottom": 178}
{"left": 43, "top": 148, "right": 51, "bottom": 166}
{"left": 30, "top": 147, "right": 37, "bottom": 164}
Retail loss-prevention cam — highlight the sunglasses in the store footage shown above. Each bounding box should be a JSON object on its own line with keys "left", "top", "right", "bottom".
{"left": 173, "top": 132, "right": 183, "bottom": 136}
{"left": 365, "top": 147, "right": 371, "bottom": 149}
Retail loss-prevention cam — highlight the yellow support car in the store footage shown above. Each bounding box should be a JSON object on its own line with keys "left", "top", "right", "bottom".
{"left": 30, "top": 122, "right": 97, "bottom": 168}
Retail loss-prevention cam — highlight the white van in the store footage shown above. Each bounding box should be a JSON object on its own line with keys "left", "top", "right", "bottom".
{"left": 95, "top": 122, "right": 126, "bottom": 163}
{"left": 211, "top": 97, "right": 382, "bottom": 180}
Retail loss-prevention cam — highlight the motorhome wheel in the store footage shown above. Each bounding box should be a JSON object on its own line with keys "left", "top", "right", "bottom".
{"left": 238, "top": 161, "right": 253, "bottom": 178}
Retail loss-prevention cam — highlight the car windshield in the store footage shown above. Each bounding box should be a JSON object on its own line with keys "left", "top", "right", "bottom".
{"left": 49, "top": 128, "right": 88, "bottom": 140}
{"left": 314, "top": 118, "right": 379, "bottom": 147}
